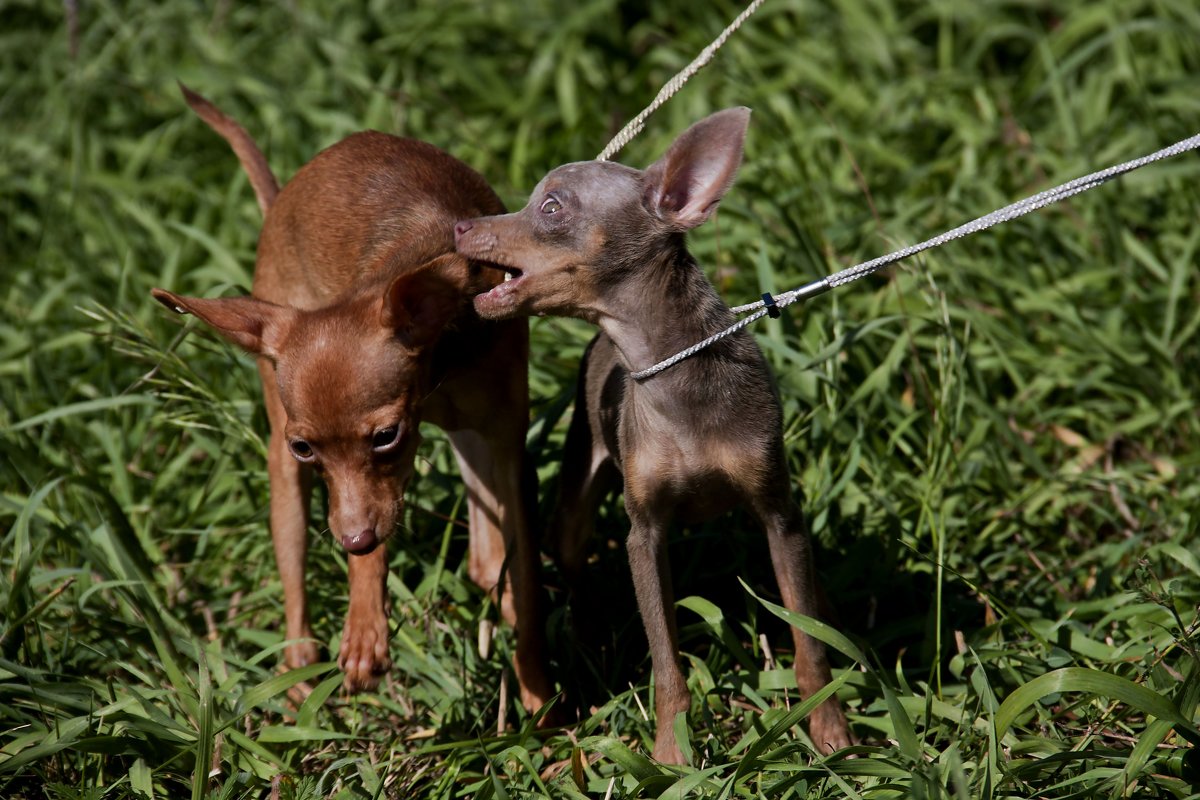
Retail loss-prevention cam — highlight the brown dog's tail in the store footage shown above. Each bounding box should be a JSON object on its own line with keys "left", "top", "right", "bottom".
{"left": 178, "top": 82, "right": 279, "bottom": 216}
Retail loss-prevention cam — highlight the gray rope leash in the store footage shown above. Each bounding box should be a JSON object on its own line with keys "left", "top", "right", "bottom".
{"left": 597, "top": 0, "right": 765, "bottom": 162}
{"left": 631, "top": 130, "right": 1200, "bottom": 380}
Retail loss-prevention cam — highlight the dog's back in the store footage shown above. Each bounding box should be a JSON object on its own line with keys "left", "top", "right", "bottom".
{"left": 255, "top": 131, "right": 504, "bottom": 308}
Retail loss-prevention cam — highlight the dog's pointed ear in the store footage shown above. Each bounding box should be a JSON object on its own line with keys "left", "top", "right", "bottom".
{"left": 151, "top": 288, "right": 294, "bottom": 358}
{"left": 643, "top": 107, "right": 751, "bottom": 231}
{"left": 380, "top": 260, "right": 464, "bottom": 348}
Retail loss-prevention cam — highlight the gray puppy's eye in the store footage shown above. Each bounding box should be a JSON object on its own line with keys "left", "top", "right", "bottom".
{"left": 540, "top": 196, "right": 562, "bottom": 214}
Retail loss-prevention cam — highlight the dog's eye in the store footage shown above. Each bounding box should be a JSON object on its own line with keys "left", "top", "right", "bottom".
{"left": 372, "top": 425, "right": 402, "bottom": 452}
{"left": 289, "top": 439, "right": 315, "bottom": 462}
{"left": 540, "top": 196, "right": 562, "bottom": 215}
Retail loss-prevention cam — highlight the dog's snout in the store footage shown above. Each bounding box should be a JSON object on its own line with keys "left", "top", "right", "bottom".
{"left": 342, "top": 528, "right": 378, "bottom": 554}
{"left": 454, "top": 220, "right": 474, "bottom": 240}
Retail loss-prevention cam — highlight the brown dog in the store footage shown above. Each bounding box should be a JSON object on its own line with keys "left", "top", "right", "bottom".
{"left": 153, "top": 87, "right": 552, "bottom": 714}
{"left": 455, "top": 108, "right": 851, "bottom": 762}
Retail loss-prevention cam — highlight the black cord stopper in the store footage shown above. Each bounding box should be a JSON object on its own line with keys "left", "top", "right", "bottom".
{"left": 762, "top": 293, "right": 781, "bottom": 318}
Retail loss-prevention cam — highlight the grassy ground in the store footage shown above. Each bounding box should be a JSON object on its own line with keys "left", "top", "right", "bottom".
{"left": 2, "top": 0, "right": 1199, "bottom": 797}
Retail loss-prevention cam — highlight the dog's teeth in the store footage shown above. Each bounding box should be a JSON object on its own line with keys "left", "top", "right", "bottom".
{"left": 503, "top": 272, "right": 514, "bottom": 282}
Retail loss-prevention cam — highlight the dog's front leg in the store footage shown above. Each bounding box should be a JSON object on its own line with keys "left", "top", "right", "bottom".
{"left": 758, "top": 503, "right": 852, "bottom": 753}
{"left": 261, "top": 362, "right": 318, "bottom": 674}
{"left": 625, "top": 506, "right": 690, "bottom": 764}
{"left": 339, "top": 542, "right": 391, "bottom": 690}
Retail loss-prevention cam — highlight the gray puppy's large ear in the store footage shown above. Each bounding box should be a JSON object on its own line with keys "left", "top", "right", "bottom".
{"left": 643, "top": 107, "right": 751, "bottom": 231}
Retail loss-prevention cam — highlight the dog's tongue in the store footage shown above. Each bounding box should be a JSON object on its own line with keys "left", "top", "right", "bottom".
{"left": 474, "top": 275, "right": 522, "bottom": 317}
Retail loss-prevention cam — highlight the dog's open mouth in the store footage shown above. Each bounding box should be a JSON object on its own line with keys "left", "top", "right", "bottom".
{"left": 473, "top": 262, "right": 528, "bottom": 317}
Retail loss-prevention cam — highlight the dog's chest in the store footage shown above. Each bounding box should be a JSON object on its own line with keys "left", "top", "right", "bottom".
{"left": 617, "top": 393, "right": 771, "bottom": 520}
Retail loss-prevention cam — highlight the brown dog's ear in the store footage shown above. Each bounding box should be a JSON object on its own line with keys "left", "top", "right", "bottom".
{"left": 380, "top": 263, "right": 464, "bottom": 348}
{"left": 643, "top": 107, "right": 751, "bottom": 231}
{"left": 151, "top": 288, "right": 294, "bottom": 358}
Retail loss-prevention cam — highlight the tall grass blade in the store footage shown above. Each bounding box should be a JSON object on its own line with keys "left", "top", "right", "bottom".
{"left": 995, "top": 667, "right": 1200, "bottom": 743}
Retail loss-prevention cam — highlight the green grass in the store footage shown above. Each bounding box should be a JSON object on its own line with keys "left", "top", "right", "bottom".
{"left": 2, "top": 0, "right": 1199, "bottom": 797}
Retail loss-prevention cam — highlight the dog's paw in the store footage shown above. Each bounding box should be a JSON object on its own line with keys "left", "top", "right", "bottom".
{"left": 286, "top": 639, "right": 321, "bottom": 670}
{"left": 809, "top": 700, "right": 854, "bottom": 754}
{"left": 338, "top": 610, "right": 391, "bottom": 692}
{"left": 651, "top": 733, "right": 687, "bottom": 766}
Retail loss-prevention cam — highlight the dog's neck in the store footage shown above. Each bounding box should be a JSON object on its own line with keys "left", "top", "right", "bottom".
{"left": 594, "top": 247, "right": 759, "bottom": 398}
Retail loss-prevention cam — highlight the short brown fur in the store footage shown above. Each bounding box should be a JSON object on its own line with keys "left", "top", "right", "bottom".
{"left": 153, "top": 87, "right": 553, "bottom": 713}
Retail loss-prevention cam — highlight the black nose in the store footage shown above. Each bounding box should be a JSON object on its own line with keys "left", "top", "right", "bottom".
{"left": 454, "top": 220, "right": 474, "bottom": 239}
{"left": 342, "top": 529, "right": 378, "bottom": 554}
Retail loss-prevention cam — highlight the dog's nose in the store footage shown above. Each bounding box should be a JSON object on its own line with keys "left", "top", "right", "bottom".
{"left": 342, "top": 528, "right": 378, "bottom": 553}
{"left": 454, "top": 220, "right": 473, "bottom": 240}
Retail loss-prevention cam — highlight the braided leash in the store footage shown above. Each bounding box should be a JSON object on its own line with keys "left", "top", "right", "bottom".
{"left": 584, "top": 0, "right": 1200, "bottom": 380}
{"left": 630, "top": 131, "right": 1200, "bottom": 380}
{"left": 597, "top": 0, "right": 765, "bottom": 162}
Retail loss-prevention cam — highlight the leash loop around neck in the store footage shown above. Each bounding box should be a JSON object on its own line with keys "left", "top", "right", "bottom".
{"left": 630, "top": 130, "right": 1200, "bottom": 381}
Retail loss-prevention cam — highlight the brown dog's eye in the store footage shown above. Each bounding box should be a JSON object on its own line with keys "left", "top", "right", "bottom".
{"left": 540, "top": 196, "right": 562, "bottom": 215}
{"left": 372, "top": 425, "right": 402, "bottom": 452}
{"left": 289, "top": 439, "right": 315, "bottom": 462}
